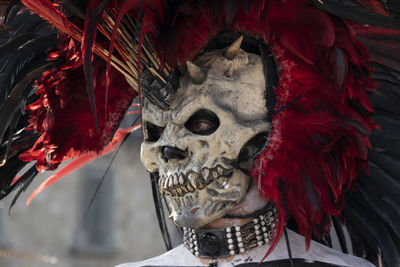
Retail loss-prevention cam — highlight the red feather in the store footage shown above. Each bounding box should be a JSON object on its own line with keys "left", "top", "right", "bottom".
{"left": 26, "top": 123, "right": 140, "bottom": 206}
{"left": 19, "top": 36, "right": 137, "bottom": 171}
{"left": 21, "top": 0, "right": 82, "bottom": 40}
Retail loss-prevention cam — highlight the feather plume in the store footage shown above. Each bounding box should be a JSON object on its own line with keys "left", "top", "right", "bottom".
{"left": 26, "top": 123, "right": 140, "bottom": 206}
{"left": 21, "top": 0, "right": 81, "bottom": 39}
{"left": 312, "top": 0, "right": 400, "bottom": 29}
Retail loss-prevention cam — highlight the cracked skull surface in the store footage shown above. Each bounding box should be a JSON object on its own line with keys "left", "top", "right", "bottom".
{"left": 141, "top": 39, "right": 270, "bottom": 228}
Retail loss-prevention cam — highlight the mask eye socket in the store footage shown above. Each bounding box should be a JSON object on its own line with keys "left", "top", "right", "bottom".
{"left": 185, "top": 109, "right": 219, "bottom": 135}
{"left": 144, "top": 122, "right": 164, "bottom": 142}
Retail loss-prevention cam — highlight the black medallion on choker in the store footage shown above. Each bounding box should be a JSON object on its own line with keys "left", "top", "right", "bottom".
{"left": 183, "top": 206, "right": 277, "bottom": 258}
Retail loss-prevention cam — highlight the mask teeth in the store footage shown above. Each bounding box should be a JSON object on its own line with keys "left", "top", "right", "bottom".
{"left": 159, "top": 165, "right": 233, "bottom": 197}
{"left": 179, "top": 174, "right": 185, "bottom": 185}
{"left": 201, "top": 168, "right": 210, "bottom": 182}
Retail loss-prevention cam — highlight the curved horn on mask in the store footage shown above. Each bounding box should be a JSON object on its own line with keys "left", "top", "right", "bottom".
{"left": 223, "top": 36, "right": 243, "bottom": 60}
{"left": 186, "top": 61, "right": 206, "bottom": 84}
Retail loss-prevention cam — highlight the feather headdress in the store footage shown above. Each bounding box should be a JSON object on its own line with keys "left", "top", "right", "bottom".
{"left": 0, "top": 0, "right": 399, "bottom": 266}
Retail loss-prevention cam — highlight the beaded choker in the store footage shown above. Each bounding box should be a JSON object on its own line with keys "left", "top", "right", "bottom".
{"left": 183, "top": 206, "right": 277, "bottom": 258}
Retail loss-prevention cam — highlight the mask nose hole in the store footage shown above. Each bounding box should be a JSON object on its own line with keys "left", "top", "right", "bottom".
{"left": 162, "top": 146, "right": 187, "bottom": 161}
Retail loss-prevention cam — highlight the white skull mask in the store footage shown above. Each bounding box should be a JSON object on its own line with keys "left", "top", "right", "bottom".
{"left": 141, "top": 40, "right": 270, "bottom": 228}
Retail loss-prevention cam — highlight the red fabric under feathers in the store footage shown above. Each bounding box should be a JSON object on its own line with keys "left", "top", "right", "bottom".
{"left": 21, "top": 0, "right": 382, "bottom": 257}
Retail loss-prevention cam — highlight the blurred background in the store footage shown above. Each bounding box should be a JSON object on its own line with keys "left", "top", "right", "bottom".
{"left": 0, "top": 130, "right": 180, "bottom": 267}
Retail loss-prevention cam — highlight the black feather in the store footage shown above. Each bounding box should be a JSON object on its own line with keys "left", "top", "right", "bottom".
{"left": 9, "top": 165, "right": 38, "bottom": 212}
{"left": 373, "top": 72, "right": 400, "bottom": 84}
{"left": 10, "top": 14, "right": 51, "bottom": 38}
{"left": 312, "top": 0, "right": 400, "bottom": 29}
{"left": 366, "top": 163, "right": 400, "bottom": 194}
{"left": 373, "top": 114, "right": 400, "bottom": 139}
{"left": 332, "top": 216, "right": 348, "bottom": 253}
{"left": 358, "top": 169, "right": 400, "bottom": 239}
{"left": 382, "top": 194, "right": 400, "bottom": 218}
{"left": 359, "top": 37, "right": 400, "bottom": 73}
{"left": 4, "top": 1, "right": 23, "bottom": 28}
{"left": 377, "top": 0, "right": 400, "bottom": 17}
{"left": 376, "top": 81, "right": 400, "bottom": 105}
{"left": 345, "top": 202, "right": 379, "bottom": 265}
{"left": 371, "top": 62, "right": 400, "bottom": 82}
{"left": 83, "top": 0, "right": 110, "bottom": 132}
{"left": 0, "top": 157, "right": 28, "bottom": 198}
{"left": 357, "top": 180, "right": 400, "bottom": 238}
{"left": 370, "top": 139, "right": 400, "bottom": 160}
{"left": 0, "top": 35, "right": 58, "bottom": 108}
{"left": 0, "top": 130, "right": 37, "bottom": 157}
{"left": 61, "top": 0, "right": 87, "bottom": 19}
{"left": 368, "top": 149, "right": 400, "bottom": 180}
{"left": 369, "top": 91, "right": 400, "bottom": 117}
{"left": 0, "top": 64, "right": 52, "bottom": 153}
{"left": 334, "top": 47, "right": 346, "bottom": 88}
{"left": 0, "top": 32, "right": 37, "bottom": 55}
{"left": 1, "top": 112, "right": 20, "bottom": 166}
{"left": 346, "top": 196, "right": 399, "bottom": 266}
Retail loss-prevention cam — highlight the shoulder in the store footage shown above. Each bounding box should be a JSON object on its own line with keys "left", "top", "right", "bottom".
{"left": 219, "top": 230, "right": 374, "bottom": 267}
{"left": 114, "top": 244, "right": 203, "bottom": 267}
{"left": 277, "top": 230, "right": 375, "bottom": 267}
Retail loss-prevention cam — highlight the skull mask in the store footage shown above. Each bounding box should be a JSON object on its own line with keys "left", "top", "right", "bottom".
{"left": 141, "top": 38, "right": 270, "bottom": 228}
